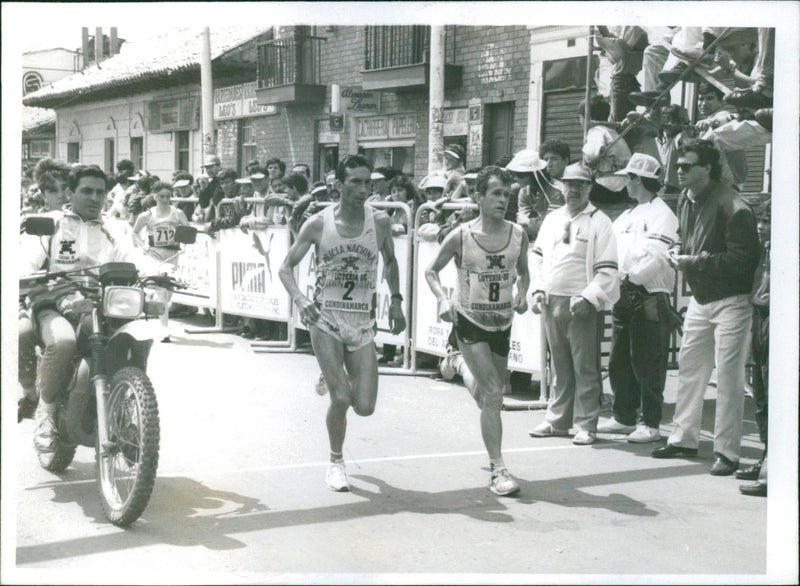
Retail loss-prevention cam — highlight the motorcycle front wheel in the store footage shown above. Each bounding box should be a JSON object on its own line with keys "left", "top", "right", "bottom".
{"left": 96, "top": 367, "right": 160, "bottom": 527}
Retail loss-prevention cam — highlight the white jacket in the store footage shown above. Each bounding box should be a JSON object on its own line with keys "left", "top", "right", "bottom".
{"left": 21, "top": 208, "right": 159, "bottom": 276}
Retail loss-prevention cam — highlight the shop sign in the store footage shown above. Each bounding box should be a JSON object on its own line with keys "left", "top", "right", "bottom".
{"left": 444, "top": 108, "right": 469, "bottom": 136}
{"left": 341, "top": 86, "right": 380, "bottom": 112}
{"left": 214, "top": 82, "right": 277, "bottom": 120}
{"left": 357, "top": 113, "right": 417, "bottom": 141}
{"left": 390, "top": 113, "right": 416, "bottom": 138}
{"left": 357, "top": 116, "right": 388, "bottom": 140}
{"left": 318, "top": 119, "right": 341, "bottom": 143}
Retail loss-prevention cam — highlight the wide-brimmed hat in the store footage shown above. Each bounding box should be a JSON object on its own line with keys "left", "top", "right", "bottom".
{"left": 506, "top": 149, "right": 546, "bottom": 173}
{"left": 200, "top": 155, "right": 221, "bottom": 168}
{"left": 561, "top": 163, "right": 593, "bottom": 182}
{"left": 614, "top": 153, "right": 663, "bottom": 180}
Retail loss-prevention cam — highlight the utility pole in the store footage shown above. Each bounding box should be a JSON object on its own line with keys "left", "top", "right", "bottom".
{"left": 428, "top": 26, "right": 446, "bottom": 174}
{"left": 200, "top": 27, "right": 215, "bottom": 157}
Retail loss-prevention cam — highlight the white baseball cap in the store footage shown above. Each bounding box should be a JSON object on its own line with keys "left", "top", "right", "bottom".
{"left": 173, "top": 179, "right": 191, "bottom": 188}
{"left": 614, "top": 152, "right": 663, "bottom": 180}
{"left": 561, "top": 163, "right": 593, "bottom": 183}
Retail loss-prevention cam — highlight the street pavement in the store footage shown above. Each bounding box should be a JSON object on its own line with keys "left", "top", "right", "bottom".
{"left": 11, "top": 313, "right": 772, "bottom": 583}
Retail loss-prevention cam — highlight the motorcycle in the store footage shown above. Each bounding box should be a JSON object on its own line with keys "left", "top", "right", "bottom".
{"left": 20, "top": 216, "right": 197, "bottom": 527}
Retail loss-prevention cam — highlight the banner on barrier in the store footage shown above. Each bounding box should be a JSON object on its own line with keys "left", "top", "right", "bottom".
{"left": 293, "top": 234, "right": 410, "bottom": 342}
{"left": 218, "top": 227, "right": 292, "bottom": 320}
{"left": 413, "top": 239, "right": 542, "bottom": 375}
{"left": 172, "top": 229, "right": 216, "bottom": 308}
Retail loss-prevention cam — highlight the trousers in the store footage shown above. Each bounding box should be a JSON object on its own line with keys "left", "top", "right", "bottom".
{"left": 608, "top": 287, "right": 672, "bottom": 428}
{"left": 542, "top": 295, "right": 604, "bottom": 433}
{"left": 668, "top": 295, "right": 752, "bottom": 461}
{"left": 18, "top": 309, "right": 77, "bottom": 404}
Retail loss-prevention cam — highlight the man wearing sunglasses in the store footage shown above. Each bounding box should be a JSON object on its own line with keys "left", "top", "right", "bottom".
{"left": 652, "top": 139, "right": 759, "bottom": 477}
{"left": 529, "top": 163, "right": 619, "bottom": 445}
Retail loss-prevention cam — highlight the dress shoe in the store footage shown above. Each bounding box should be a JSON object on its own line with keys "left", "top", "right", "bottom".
{"left": 628, "top": 90, "right": 664, "bottom": 108}
{"left": 651, "top": 444, "right": 698, "bottom": 459}
{"left": 739, "top": 481, "right": 767, "bottom": 497}
{"left": 723, "top": 87, "right": 772, "bottom": 110}
{"left": 734, "top": 461, "right": 762, "bottom": 481}
{"left": 658, "top": 63, "right": 704, "bottom": 86}
{"left": 670, "top": 46, "right": 715, "bottom": 68}
{"left": 709, "top": 453, "right": 739, "bottom": 476}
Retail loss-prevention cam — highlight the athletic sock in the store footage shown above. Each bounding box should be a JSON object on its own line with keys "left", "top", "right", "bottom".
{"left": 39, "top": 400, "right": 57, "bottom": 414}
{"left": 490, "top": 458, "right": 505, "bottom": 472}
{"left": 330, "top": 451, "right": 344, "bottom": 464}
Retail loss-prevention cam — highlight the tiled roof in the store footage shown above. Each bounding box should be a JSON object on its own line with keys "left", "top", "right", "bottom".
{"left": 24, "top": 26, "right": 269, "bottom": 108}
{"left": 22, "top": 106, "right": 56, "bottom": 133}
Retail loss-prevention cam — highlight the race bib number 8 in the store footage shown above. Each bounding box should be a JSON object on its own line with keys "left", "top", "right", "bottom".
{"left": 321, "top": 271, "right": 373, "bottom": 312}
{"left": 468, "top": 273, "right": 512, "bottom": 312}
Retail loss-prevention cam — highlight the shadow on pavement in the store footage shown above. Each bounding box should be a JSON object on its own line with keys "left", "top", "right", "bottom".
{"left": 18, "top": 461, "right": 701, "bottom": 564}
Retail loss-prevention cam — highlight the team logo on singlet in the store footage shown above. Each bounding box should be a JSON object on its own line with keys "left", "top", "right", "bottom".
{"left": 486, "top": 254, "right": 506, "bottom": 270}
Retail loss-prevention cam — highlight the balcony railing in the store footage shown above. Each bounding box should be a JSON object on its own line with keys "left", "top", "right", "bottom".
{"left": 362, "top": 26, "right": 461, "bottom": 91}
{"left": 257, "top": 34, "right": 325, "bottom": 89}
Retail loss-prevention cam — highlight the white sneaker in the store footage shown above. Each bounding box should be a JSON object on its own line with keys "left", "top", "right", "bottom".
{"left": 529, "top": 421, "right": 569, "bottom": 437}
{"left": 325, "top": 462, "right": 350, "bottom": 492}
{"left": 489, "top": 467, "right": 520, "bottom": 496}
{"left": 33, "top": 405, "right": 57, "bottom": 453}
{"left": 597, "top": 417, "right": 636, "bottom": 434}
{"left": 572, "top": 429, "right": 597, "bottom": 445}
{"left": 627, "top": 425, "right": 661, "bottom": 443}
{"left": 314, "top": 373, "right": 329, "bottom": 396}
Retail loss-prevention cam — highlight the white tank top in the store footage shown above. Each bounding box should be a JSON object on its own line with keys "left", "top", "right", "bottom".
{"left": 456, "top": 220, "right": 522, "bottom": 330}
{"left": 314, "top": 205, "right": 379, "bottom": 314}
{"left": 143, "top": 207, "right": 185, "bottom": 262}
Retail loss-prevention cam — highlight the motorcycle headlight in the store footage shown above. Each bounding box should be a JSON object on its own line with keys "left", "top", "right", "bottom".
{"left": 103, "top": 287, "right": 144, "bottom": 319}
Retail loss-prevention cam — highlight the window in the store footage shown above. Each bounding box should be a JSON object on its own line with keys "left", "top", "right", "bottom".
{"left": 104, "top": 138, "right": 115, "bottom": 174}
{"left": 175, "top": 131, "right": 190, "bottom": 172}
{"left": 67, "top": 142, "right": 80, "bottom": 163}
{"left": 130, "top": 137, "right": 143, "bottom": 171}
{"left": 239, "top": 118, "right": 257, "bottom": 176}
{"left": 29, "top": 140, "right": 52, "bottom": 159}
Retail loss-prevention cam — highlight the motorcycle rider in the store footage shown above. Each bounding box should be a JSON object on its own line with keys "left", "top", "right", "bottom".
{"left": 19, "top": 164, "right": 159, "bottom": 451}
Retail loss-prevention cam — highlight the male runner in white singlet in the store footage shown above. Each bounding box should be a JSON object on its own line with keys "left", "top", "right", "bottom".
{"left": 425, "top": 166, "right": 530, "bottom": 496}
{"left": 279, "top": 155, "right": 406, "bottom": 491}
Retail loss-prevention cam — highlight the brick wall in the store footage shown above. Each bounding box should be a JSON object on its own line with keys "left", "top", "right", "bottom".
{"left": 245, "top": 26, "right": 532, "bottom": 182}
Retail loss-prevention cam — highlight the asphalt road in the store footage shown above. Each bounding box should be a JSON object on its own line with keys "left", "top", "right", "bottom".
{"left": 10, "top": 314, "right": 773, "bottom": 583}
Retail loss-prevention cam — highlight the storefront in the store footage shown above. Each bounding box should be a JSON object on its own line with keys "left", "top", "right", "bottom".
{"left": 355, "top": 112, "right": 417, "bottom": 176}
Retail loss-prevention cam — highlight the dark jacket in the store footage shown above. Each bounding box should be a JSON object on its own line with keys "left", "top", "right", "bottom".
{"left": 676, "top": 180, "right": 759, "bottom": 304}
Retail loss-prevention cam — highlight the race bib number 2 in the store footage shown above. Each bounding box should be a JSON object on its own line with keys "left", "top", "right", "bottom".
{"left": 321, "top": 271, "right": 373, "bottom": 312}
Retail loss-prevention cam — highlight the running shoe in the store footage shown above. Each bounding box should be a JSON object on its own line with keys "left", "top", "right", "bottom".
{"left": 33, "top": 404, "right": 57, "bottom": 453}
{"left": 489, "top": 467, "right": 520, "bottom": 496}
{"left": 314, "top": 373, "right": 329, "bottom": 396}
{"left": 325, "top": 461, "right": 350, "bottom": 492}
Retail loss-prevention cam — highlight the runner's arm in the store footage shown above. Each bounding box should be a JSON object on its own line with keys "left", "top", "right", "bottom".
{"left": 424, "top": 228, "right": 460, "bottom": 322}
{"left": 514, "top": 229, "right": 531, "bottom": 314}
{"left": 376, "top": 213, "right": 406, "bottom": 335}
{"left": 279, "top": 214, "right": 322, "bottom": 322}
{"left": 131, "top": 212, "right": 149, "bottom": 249}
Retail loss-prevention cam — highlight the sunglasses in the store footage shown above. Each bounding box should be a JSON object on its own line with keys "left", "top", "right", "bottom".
{"left": 675, "top": 162, "right": 702, "bottom": 173}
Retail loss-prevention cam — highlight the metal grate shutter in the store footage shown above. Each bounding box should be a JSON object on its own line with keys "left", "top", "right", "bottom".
{"left": 541, "top": 89, "right": 586, "bottom": 163}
